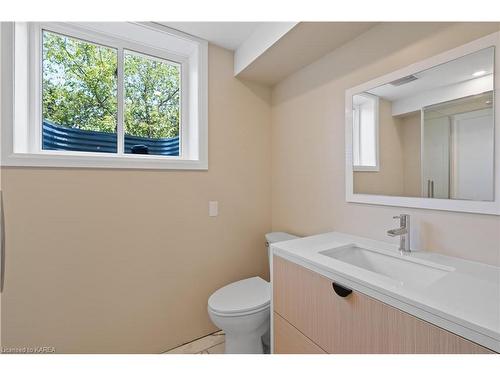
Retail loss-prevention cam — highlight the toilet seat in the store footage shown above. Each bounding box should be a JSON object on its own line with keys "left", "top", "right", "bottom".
{"left": 208, "top": 277, "right": 270, "bottom": 317}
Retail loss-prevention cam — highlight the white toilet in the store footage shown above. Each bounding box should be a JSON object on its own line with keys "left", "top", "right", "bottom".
{"left": 207, "top": 232, "right": 298, "bottom": 354}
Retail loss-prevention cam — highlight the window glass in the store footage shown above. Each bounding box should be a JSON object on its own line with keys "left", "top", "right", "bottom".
{"left": 42, "top": 30, "right": 118, "bottom": 153}
{"left": 124, "top": 50, "right": 181, "bottom": 156}
{"left": 352, "top": 94, "right": 378, "bottom": 168}
{"left": 359, "top": 99, "right": 376, "bottom": 166}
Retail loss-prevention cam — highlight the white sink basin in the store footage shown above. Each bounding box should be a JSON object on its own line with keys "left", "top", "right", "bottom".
{"left": 320, "top": 244, "right": 454, "bottom": 289}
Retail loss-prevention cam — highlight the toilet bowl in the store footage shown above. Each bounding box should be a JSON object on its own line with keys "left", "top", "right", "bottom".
{"left": 207, "top": 232, "right": 298, "bottom": 354}
{"left": 208, "top": 277, "right": 270, "bottom": 354}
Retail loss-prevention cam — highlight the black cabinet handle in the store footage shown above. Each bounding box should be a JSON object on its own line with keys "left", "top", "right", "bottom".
{"left": 332, "top": 282, "right": 352, "bottom": 297}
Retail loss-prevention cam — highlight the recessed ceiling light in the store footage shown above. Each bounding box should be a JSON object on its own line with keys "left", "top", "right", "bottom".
{"left": 473, "top": 70, "right": 486, "bottom": 77}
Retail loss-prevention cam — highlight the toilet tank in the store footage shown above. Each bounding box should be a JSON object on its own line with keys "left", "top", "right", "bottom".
{"left": 265, "top": 232, "right": 299, "bottom": 263}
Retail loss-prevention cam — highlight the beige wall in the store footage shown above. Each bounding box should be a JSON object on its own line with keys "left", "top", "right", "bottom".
{"left": 400, "top": 112, "right": 422, "bottom": 197}
{"left": 353, "top": 98, "right": 405, "bottom": 196}
{"left": 0, "top": 45, "right": 272, "bottom": 353}
{"left": 272, "top": 22, "right": 500, "bottom": 266}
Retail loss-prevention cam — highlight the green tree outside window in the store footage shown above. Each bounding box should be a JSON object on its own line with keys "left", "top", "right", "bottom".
{"left": 42, "top": 30, "right": 180, "bottom": 139}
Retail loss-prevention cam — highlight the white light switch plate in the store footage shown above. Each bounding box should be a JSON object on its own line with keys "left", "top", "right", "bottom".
{"left": 208, "top": 201, "right": 218, "bottom": 217}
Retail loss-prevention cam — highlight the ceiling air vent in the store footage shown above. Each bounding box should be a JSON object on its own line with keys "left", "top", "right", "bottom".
{"left": 389, "top": 75, "right": 418, "bottom": 87}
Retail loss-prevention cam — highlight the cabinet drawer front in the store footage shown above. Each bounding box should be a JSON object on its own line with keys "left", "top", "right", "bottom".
{"left": 414, "top": 320, "right": 493, "bottom": 354}
{"left": 274, "top": 313, "right": 326, "bottom": 354}
{"left": 273, "top": 256, "right": 493, "bottom": 354}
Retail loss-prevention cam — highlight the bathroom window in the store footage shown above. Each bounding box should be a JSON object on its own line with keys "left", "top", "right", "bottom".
{"left": 352, "top": 93, "right": 379, "bottom": 171}
{"left": 3, "top": 22, "right": 208, "bottom": 169}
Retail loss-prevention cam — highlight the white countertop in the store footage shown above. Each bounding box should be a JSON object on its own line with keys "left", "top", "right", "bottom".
{"left": 271, "top": 231, "right": 500, "bottom": 352}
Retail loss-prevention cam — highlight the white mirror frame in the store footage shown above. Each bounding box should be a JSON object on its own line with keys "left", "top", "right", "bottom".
{"left": 345, "top": 32, "right": 500, "bottom": 216}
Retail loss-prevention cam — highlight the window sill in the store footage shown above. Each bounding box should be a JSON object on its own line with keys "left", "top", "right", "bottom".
{"left": 1, "top": 152, "right": 208, "bottom": 170}
{"left": 353, "top": 165, "right": 380, "bottom": 172}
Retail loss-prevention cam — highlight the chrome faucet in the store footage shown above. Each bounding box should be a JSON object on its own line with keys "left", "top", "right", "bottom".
{"left": 387, "top": 214, "right": 411, "bottom": 254}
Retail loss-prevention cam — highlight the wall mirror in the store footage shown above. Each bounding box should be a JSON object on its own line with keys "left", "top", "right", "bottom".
{"left": 345, "top": 33, "right": 500, "bottom": 215}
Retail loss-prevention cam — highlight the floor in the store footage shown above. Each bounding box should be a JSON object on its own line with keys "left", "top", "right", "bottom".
{"left": 164, "top": 331, "right": 226, "bottom": 354}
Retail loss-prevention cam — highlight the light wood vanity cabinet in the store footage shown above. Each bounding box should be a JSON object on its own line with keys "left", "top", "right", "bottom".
{"left": 273, "top": 256, "right": 493, "bottom": 354}
{"left": 274, "top": 313, "right": 326, "bottom": 354}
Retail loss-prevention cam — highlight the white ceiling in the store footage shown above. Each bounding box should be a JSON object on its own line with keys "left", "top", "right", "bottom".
{"left": 157, "top": 22, "right": 264, "bottom": 50}
{"left": 368, "top": 47, "right": 495, "bottom": 101}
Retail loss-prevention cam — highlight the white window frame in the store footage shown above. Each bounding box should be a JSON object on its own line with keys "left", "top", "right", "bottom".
{"left": 1, "top": 22, "right": 208, "bottom": 170}
{"left": 352, "top": 93, "right": 379, "bottom": 172}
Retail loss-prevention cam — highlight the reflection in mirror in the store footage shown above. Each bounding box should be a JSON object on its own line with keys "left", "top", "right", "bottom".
{"left": 352, "top": 47, "right": 494, "bottom": 201}
{"left": 352, "top": 94, "right": 379, "bottom": 171}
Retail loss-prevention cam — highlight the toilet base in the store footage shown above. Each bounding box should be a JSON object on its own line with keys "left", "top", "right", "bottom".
{"left": 208, "top": 306, "right": 270, "bottom": 354}
{"left": 224, "top": 331, "right": 265, "bottom": 354}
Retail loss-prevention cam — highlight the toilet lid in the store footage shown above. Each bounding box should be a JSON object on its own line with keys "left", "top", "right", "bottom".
{"left": 208, "top": 277, "right": 270, "bottom": 315}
